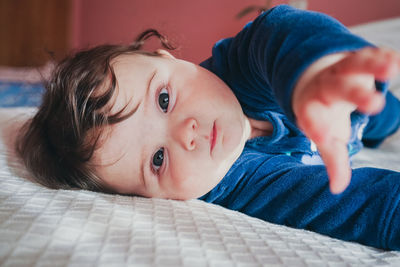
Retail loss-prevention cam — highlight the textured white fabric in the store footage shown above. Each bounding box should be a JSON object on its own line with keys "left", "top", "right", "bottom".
{"left": 1, "top": 17, "right": 400, "bottom": 267}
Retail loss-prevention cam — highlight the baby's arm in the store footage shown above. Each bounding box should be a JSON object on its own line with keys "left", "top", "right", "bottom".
{"left": 293, "top": 47, "right": 400, "bottom": 194}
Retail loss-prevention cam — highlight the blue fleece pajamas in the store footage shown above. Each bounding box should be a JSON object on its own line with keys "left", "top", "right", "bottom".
{"left": 199, "top": 5, "right": 400, "bottom": 250}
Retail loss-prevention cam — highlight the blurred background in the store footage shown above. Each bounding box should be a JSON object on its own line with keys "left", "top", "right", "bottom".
{"left": 1, "top": 0, "right": 400, "bottom": 67}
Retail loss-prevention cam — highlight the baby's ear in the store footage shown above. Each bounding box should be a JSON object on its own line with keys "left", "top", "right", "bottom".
{"left": 155, "top": 49, "right": 175, "bottom": 59}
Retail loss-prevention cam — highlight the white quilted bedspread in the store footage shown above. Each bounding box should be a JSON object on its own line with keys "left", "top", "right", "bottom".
{"left": 1, "top": 113, "right": 400, "bottom": 267}
{"left": 1, "top": 17, "right": 400, "bottom": 267}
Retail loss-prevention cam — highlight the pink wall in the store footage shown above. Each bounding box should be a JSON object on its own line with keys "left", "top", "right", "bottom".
{"left": 73, "top": 0, "right": 400, "bottom": 64}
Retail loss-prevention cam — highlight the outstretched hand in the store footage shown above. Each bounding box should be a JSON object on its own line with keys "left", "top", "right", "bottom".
{"left": 293, "top": 47, "right": 400, "bottom": 194}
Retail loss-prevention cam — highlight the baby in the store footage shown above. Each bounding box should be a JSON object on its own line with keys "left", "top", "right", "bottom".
{"left": 17, "top": 5, "right": 400, "bottom": 250}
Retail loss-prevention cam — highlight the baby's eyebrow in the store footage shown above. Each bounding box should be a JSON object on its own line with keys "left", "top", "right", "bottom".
{"left": 138, "top": 69, "right": 157, "bottom": 111}
{"left": 138, "top": 69, "right": 157, "bottom": 190}
{"left": 139, "top": 154, "right": 146, "bottom": 189}
{"left": 140, "top": 149, "right": 146, "bottom": 190}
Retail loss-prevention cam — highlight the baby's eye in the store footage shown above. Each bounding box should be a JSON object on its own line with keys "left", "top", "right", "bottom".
{"left": 158, "top": 87, "right": 169, "bottom": 113}
{"left": 152, "top": 148, "right": 164, "bottom": 173}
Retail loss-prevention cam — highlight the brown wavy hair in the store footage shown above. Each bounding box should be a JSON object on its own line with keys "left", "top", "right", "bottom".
{"left": 16, "top": 29, "right": 176, "bottom": 193}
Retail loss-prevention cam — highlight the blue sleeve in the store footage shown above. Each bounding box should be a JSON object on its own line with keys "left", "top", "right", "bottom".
{"left": 201, "top": 5, "right": 374, "bottom": 122}
{"left": 362, "top": 91, "right": 400, "bottom": 147}
{"left": 200, "top": 152, "right": 400, "bottom": 250}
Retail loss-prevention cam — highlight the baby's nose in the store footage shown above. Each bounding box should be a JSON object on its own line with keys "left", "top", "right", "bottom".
{"left": 174, "top": 118, "right": 198, "bottom": 151}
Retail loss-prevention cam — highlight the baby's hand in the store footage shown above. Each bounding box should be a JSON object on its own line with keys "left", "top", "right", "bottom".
{"left": 293, "top": 47, "right": 400, "bottom": 194}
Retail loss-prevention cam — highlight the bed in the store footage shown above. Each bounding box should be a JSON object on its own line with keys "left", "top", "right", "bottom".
{"left": 1, "top": 17, "right": 400, "bottom": 266}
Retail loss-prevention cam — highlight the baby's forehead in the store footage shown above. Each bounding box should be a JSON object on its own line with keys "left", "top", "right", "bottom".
{"left": 91, "top": 121, "right": 133, "bottom": 169}
{"left": 103, "top": 56, "right": 154, "bottom": 116}
{"left": 112, "top": 52, "right": 156, "bottom": 66}
{"left": 90, "top": 54, "right": 150, "bottom": 162}
{"left": 90, "top": 111, "right": 145, "bottom": 192}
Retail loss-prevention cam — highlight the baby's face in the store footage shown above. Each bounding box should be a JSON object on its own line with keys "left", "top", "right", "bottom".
{"left": 93, "top": 51, "right": 251, "bottom": 200}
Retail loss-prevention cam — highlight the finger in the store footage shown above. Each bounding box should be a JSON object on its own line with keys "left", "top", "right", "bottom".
{"left": 297, "top": 100, "right": 330, "bottom": 144}
{"left": 311, "top": 71, "right": 370, "bottom": 106}
{"left": 317, "top": 138, "right": 352, "bottom": 194}
{"left": 330, "top": 47, "right": 400, "bottom": 81}
{"left": 312, "top": 71, "right": 385, "bottom": 114}
{"left": 345, "top": 87, "right": 385, "bottom": 114}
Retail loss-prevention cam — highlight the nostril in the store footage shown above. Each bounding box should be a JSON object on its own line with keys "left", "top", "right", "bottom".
{"left": 190, "top": 140, "right": 194, "bottom": 146}
{"left": 190, "top": 118, "right": 198, "bottom": 130}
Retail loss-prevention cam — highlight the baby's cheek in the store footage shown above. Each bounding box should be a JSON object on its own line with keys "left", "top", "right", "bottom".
{"left": 167, "top": 167, "right": 213, "bottom": 199}
{"left": 165, "top": 163, "right": 194, "bottom": 190}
